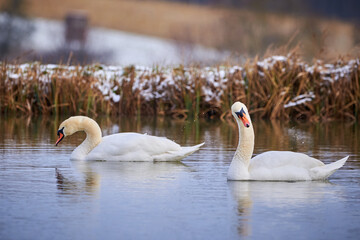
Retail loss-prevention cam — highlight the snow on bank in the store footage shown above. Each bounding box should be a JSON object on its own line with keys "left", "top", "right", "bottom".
{"left": 3, "top": 56, "right": 359, "bottom": 109}
{"left": 22, "top": 17, "right": 229, "bottom": 66}
{"left": 284, "top": 93, "right": 315, "bottom": 109}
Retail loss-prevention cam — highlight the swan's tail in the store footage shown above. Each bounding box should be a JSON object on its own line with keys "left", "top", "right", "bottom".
{"left": 310, "top": 156, "right": 349, "bottom": 180}
{"left": 180, "top": 142, "right": 205, "bottom": 158}
{"left": 154, "top": 142, "right": 205, "bottom": 161}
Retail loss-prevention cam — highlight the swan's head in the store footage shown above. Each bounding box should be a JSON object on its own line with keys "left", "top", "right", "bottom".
{"left": 231, "top": 102, "right": 251, "bottom": 128}
{"left": 55, "top": 116, "right": 85, "bottom": 146}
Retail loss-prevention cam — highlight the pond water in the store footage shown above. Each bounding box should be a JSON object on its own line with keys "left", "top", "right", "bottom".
{"left": 0, "top": 116, "right": 360, "bottom": 240}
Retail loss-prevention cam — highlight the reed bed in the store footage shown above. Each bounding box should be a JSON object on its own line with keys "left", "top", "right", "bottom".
{"left": 1, "top": 54, "right": 359, "bottom": 121}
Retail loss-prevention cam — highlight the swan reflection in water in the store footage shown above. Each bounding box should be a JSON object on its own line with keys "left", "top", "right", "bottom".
{"left": 228, "top": 180, "right": 342, "bottom": 237}
{"left": 55, "top": 161, "right": 189, "bottom": 195}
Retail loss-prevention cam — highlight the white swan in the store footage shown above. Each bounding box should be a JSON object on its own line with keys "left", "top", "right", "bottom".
{"left": 55, "top": 116, "right": 204, "bottom": 161}
{"left": 227, "top": 102, "right": 349, "bottom": 181}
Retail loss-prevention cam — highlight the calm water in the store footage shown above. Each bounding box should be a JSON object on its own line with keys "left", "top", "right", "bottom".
{"left": 0, "top": 116, "right": 360, "bottom": 240}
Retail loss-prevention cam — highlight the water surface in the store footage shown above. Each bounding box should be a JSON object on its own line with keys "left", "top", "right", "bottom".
{"left": 0, "top": 116, "right": 359, "bottom": 239}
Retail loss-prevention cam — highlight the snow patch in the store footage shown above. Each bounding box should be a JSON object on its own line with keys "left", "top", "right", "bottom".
{"left": 284, "top": 92, "right": 315, "bottom": 108}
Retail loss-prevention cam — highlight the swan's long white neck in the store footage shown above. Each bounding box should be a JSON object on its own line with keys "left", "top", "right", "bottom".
{"left": 233, "top": 120, "right": 255, "bottom": 166}
{"left": 228, "top": 117, "right": 255, "bottom": 180}
{"left": 65, "top": 117, "right": 102, "bottom": 160}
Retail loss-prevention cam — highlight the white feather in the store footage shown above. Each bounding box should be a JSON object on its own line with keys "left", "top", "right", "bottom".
{"left": 227, "top": 102, "right": 348, "bottom": 181}
{"left": 57, "top": 116, "right": 204, "bottom": 161}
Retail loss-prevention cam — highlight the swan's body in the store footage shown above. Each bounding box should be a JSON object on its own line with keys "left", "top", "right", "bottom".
{"left": 55, "top": 116, "right": 204, "bottom": 161}
{"left": 227, "top": 102, "right": 348, "bottom": 181}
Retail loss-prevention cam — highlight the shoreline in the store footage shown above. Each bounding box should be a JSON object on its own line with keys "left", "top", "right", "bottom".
{"left": 1, "top": 54, "right": 359, "bottom": 121}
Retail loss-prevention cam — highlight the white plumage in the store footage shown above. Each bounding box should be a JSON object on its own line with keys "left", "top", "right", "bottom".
{"left": 227, "top": 102, "right": 348, "bottom": 181}
{"left": 55, "top": 116, "right": 204, "bottom": 161}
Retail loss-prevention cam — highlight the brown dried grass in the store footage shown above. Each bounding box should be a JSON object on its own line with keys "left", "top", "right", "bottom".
{"left": 1, "top": 54, "right": 359, "bottom": 122}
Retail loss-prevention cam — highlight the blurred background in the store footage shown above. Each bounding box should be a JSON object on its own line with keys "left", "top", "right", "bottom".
{"left": 0, "top": 0, "right": 359, "bottom": 65}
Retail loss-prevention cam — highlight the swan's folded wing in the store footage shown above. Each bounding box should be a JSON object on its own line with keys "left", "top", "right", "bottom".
{"left": 86, "top": 133, "right": 182, "bottom": 161}
{"left": 247, "top": 151, "right": 325, "bottom": 181}
{"left": 249, "top": 151, "right": 324, "bottom": 169}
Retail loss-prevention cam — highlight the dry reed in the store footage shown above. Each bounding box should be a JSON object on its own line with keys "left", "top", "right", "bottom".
{"left": 1, "top": 54, "right": 359, "bottom": 121}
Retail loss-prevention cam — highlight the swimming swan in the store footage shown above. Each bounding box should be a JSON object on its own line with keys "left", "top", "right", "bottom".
{"left": 55, "top": 116, "right": 204, "bottom": 161}
{"left": 227, "top": 102, "right": 349, "bottom": 181}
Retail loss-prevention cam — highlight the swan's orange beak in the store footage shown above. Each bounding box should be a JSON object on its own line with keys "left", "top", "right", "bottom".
{"left": 55, "top": 128, "right": 65, "bottom": 146}
{"left": 240, "top": 115, "right": 250, "bottom": 128}
{"left": 236, "top": 108, "right": 250, "bottom": 128}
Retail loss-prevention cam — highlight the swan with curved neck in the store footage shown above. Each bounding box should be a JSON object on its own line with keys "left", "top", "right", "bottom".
{"left": 55, "top": 116, "right": 204, "bottom": 161}
{"left": 228, "top": 102, "right": 348, "bottom": 181}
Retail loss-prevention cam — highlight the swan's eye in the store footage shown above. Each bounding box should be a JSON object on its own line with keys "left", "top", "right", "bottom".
{"left": 57, "top": 127, "right": 64, "bottom": 136}
{"left": 235, "top": 108, "right": 246, "bottom": 119}
{"left": 235, "top": 108, "right": 250, "bottom": 128}
{"left": 55, "top": 127, "right": 65, "bottom": 146}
